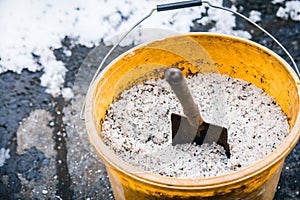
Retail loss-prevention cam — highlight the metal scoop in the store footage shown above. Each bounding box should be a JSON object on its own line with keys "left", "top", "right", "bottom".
{"left": 165, "top": 68, "right": 230, "bottom": 158}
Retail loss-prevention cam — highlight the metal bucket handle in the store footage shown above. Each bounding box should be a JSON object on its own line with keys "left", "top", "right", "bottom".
{"left": 80, "top": 0, "right": 300, "bottom": 119}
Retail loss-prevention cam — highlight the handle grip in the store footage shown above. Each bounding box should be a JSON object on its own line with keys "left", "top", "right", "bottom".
{"left": 165, "top": 68, "right": 203, "bottom": 127}
{"left": 157, "top": 0, "right": 202, "bottom": 12}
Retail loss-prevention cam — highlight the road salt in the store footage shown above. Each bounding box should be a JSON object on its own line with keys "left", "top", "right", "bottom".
{"left": 102, "top": 73, "right": 289, "bottom": 178}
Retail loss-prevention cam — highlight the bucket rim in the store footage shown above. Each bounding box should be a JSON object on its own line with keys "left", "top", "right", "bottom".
{"left": 85, "top": 32, "right": 300, "bottom": 189}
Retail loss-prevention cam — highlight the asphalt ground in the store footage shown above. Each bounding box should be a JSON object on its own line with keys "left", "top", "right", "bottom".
{"left": 0, "top": 1, "right": 299, "bottom": 199}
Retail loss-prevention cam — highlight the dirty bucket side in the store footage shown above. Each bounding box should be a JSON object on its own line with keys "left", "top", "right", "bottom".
{"left": 85, "top": 33, "right": 300, "bottom": 199}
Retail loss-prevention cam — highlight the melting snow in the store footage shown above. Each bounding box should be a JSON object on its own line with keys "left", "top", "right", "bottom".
{"left": 0, "top": 0, "right": 265, "bottom": 96}
{"left": 0, "top": 148, "right": 10, "bottom": 167}
{"left": 272, "top": 0, "right": 285, "bottom": 4}
{"left": 276, "top": 1, "right": 300, "bottom": 21}
{"left": 62, "top": 87, "right": 74, "bottom": 100}
{"left": 249, "top": 10, "right": 262, "bottom": 23}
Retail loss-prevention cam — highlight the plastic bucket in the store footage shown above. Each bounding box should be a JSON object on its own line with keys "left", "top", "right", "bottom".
{"left": 85, "top": 33, "right": 300, "bottom": 199}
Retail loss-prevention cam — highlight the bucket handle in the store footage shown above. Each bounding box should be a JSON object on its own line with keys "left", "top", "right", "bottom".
{"left": 80, "top": 0, "right": 300, "bottom": 120}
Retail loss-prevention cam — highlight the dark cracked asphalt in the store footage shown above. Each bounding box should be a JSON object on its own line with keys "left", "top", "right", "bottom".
{"left": 0, "top": 1, "right": 299, "bottom": 199}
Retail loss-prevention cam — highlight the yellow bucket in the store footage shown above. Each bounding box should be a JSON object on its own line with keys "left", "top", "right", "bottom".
{"left": 85, "top": 33, "right": 300, "bottom": 199}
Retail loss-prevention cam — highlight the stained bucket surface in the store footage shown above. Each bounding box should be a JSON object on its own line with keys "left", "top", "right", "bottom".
{"left": 85, "top": 33, "right": 300, "bottom": 199}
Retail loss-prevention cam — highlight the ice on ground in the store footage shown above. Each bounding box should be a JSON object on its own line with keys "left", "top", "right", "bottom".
{"left": 276, "top": 1, "right": 300, "bottom": 21}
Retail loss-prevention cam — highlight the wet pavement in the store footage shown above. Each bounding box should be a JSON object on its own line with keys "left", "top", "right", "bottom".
{"left": 1, "top": 1, "right": 300, "bottom": 199}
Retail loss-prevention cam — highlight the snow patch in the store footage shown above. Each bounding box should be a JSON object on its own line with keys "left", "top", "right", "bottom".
{"left": 196, "top": 1, "right": 251, "bottom": 39}
{"left": 40, "top": 54, "right": 67, "bottom": 96}
{"left": 276, "top": 1, "right": 300, "bottom": 21}
{"left": 62, "top": 87, "right": 74, "bottom": 100}
{"left": 0, "top": 0, "right": 251, "bottom": 96}
{"left": 249, "top": 10, "right": 261, "bottom": 23}
{"left": 272, "top": 0, "right": 285, "bottom": 4}
{"left": 0, "top": 148, "right": 10, "bottom": 167}
{"left": 63, "top": 49, "right": 72, "bottom": 57}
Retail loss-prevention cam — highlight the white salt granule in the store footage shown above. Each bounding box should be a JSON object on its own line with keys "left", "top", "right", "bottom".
{"left": 102, "top": 74, "right": 289, "bottom": 178}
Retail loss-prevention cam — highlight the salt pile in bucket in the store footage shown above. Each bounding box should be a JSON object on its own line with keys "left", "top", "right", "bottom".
{"left": 102, "top": 73, "right": 289, "bottom": 178}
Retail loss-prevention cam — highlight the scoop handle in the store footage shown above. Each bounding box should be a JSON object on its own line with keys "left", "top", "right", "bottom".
{"left": 165, "top": 68, "right": 203, "bottom": 127}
